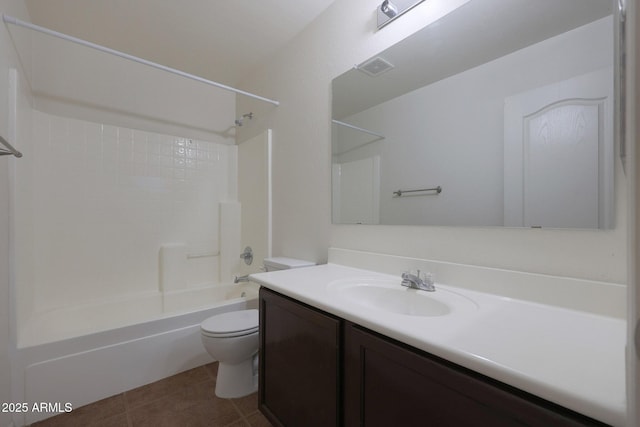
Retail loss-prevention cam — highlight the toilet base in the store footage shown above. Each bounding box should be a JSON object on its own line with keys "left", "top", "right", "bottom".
{"left": 214, "top": 354, "right": 258, "bottom": 398}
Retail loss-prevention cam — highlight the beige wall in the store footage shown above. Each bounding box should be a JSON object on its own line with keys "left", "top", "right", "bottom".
{"left": 238, "top": 0, "right": 628, "bottom": 284}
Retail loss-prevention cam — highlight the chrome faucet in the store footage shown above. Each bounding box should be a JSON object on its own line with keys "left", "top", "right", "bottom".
{"left": 401, "top": 270, "right": 435, "bottom": 292}
{"left": 234, "top": 274, "right": 250, "bottom": 284}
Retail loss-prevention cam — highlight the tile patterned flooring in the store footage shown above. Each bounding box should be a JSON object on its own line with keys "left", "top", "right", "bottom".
{"left": 30, "top": 362, "right": 272, "bottom": 427}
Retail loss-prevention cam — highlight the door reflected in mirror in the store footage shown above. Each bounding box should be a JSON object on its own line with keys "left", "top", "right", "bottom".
{"left": 331, "top": 0, "right": 621, "bottom": 228}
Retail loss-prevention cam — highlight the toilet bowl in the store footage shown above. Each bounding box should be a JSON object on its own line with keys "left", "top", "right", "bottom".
{"left": 201, "top": 257, "right": 315, "bottom": 398}
{"left": 200, "top": 309, "right": 259, "bottom": 398}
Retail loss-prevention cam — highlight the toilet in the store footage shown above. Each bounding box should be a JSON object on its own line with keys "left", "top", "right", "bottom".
{"left": 200, "top": 257, "right": 315, "bottom": 398}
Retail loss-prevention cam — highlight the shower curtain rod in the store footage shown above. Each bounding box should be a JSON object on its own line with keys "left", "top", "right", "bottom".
{"left": 332, "top": 119, "right": 385, "bottom": 139}
{"left": 2, "top": 14, "right": 280, "bottom": 106}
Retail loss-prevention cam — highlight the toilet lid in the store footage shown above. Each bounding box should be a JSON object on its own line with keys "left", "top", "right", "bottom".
{"left": 201, "top": 309, "right": 259, "bottom": 337}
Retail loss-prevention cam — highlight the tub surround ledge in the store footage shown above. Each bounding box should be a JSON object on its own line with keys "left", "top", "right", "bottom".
{"left": 250, "top": 255, "right": 626, "bottom": 427}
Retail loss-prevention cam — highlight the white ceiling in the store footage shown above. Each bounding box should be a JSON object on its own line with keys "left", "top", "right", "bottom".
{"left": 24, "top": 0, "right": 337, "bottom": 87}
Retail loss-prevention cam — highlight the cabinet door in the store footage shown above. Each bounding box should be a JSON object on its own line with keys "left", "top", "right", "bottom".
{"left": 259, "top": 288, "right": 341, "bottom": 427}
{"left": 344, "top": 323, "right": 606, "bottom": 427}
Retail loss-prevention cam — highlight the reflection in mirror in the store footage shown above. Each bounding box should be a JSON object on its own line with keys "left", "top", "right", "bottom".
{"left": 331, "top": 0, "right": 620, "bottom": 228}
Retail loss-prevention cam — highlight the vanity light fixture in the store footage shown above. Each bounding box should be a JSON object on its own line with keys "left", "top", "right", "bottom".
{"left": 377, "top": 0, "right": 426, "bottom": 29}
{"left": 380, "top": 0, "right": 398, "bottom": 18}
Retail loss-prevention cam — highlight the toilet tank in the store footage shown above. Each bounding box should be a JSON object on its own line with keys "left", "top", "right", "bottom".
{"left": 263, "top": 257, "right": 315, "bottom": 272}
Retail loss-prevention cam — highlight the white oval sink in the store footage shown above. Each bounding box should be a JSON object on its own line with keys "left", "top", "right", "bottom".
{"left": 328, "top": 278, "right": 477, "bottom": 317}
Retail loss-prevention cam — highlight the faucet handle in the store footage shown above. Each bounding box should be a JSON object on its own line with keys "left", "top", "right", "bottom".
{"left": 401, "top": 270, "right": 435, "bottom": 291}
{"left": 240, "top": 246, "right": 253, "bottom": 265}
{"left": 418, "top": 270, "right": 433, "bottom": 284}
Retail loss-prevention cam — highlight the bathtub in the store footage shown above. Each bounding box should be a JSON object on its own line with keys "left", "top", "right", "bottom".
{"left": 11, "top": 282, "right": 259, "bottom": 426}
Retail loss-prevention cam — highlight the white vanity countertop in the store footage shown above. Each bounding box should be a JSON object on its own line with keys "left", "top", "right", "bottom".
{"left": 250, "top": 263, "right": 626, "bottom": 427}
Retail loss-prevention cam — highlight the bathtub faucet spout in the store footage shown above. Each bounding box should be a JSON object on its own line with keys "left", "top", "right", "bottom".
{"left": 234, "top": 274, "right": 250, "bottom": 284}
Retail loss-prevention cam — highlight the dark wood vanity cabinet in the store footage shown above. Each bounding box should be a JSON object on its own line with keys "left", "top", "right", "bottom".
{"left": 344, "top": 323, "right": 607, "bottom": 427}
{"left": 259, "top": 288, "right": 342, "bottom": 427}
{"left": 259, "top": 288, "right": 609, "bottom": 427}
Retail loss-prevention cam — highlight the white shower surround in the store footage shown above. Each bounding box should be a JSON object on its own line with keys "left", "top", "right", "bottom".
{"left": 8, "top": 90, "right": 257, "bottom": 426}
{"left": 14, "top": 110, "right": 240, "bottom": 347}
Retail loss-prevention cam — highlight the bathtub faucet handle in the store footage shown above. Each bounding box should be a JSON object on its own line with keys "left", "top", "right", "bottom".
{"left": 240, "top": 246, "right": 253, "bottom": 265}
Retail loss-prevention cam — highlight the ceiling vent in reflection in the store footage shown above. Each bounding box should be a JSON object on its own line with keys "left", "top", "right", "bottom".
{"left": 356, "top": 56, "right": 394, "bottom": 77}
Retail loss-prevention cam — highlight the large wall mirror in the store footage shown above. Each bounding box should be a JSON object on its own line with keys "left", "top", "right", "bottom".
{"left": 331, "top": 0, "right": 624, "bottom": 228}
